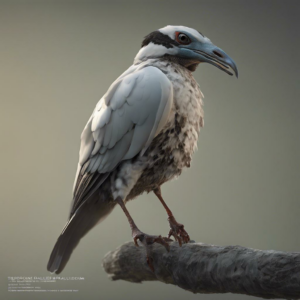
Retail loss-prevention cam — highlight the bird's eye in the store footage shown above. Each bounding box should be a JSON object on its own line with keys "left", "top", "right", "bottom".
{"left": 175, "top": 32, "right": 191, "bottom": 45}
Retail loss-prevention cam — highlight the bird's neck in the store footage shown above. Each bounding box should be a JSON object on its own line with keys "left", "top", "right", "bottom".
{"left": 134, "top": 55, "right": 199, "bottom": 73}
{"left": 162, "top": 55, "right": 200, "bottom": 72}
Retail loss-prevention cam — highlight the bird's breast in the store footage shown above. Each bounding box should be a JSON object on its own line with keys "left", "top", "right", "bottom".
{"left": 138, "top": 60, "right": 204, "bottom": 188}
{"left": 162, "top": 60, "right": 204, "bottom": 167}
{"left": 124, "top": 59, "right": 204, "bottom": 200}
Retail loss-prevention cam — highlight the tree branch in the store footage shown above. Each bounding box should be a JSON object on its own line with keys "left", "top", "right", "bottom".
{"left": 102, "top": 241, "right": 300, "bottom": 299}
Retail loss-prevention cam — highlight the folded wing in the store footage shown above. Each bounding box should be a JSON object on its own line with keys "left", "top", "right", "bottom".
{"left": 70, "top": 66, "right": 173, "bottom": 216}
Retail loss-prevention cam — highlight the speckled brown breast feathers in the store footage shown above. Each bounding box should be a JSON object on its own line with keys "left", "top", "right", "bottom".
{"left": 123, "top": 59, "right": 204, "bottom": 201}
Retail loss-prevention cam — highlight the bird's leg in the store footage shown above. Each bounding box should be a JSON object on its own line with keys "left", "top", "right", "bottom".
{"left": 153, "top": 187, "right": 190, "bottom": 246}
{"left": 115, "top": 196, "right": 171, "bottom": 271}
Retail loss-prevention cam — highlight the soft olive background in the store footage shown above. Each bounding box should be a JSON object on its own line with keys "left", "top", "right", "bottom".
{"left": 1, "top": 0, "right": 299, "bottom": 299}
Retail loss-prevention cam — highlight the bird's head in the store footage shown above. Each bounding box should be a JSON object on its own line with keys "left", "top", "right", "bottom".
{"left": 135, "top": 25, "right": 238, "bottom": 77}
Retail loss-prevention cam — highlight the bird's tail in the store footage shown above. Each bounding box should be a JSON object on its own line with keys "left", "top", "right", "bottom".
{"left": 47, "top": 198, "right": 115, "bottom": 274}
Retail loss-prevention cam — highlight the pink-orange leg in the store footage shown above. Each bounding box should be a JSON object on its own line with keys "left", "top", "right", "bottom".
{"left": 115, "top": 196, "right": 171, "bottom": 271}
{"left": 153, "top": 187, "right": 190, "bottom": 246}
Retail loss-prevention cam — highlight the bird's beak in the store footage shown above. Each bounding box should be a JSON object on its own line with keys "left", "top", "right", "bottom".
{"left": 192, "top": 43, "right": 238, "bottom": 77}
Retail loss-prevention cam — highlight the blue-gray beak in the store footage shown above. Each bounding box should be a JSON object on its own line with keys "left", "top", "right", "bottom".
{"left": 192, "top": 43, "right": 238, "bottom": 77}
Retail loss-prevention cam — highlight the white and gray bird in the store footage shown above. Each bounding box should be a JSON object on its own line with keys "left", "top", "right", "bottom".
{"left": 47, "top": 25, "right": 238, "bottom": 273}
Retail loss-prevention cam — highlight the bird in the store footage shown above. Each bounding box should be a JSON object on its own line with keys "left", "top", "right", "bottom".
{"left": 47, "top": 25, "right": 238, "bottom": 274}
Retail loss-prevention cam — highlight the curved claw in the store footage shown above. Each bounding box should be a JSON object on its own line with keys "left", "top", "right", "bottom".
{"left": 179, "top": 228, "right": 190, "bottom": 243}
{"left": 168, "top": 228, "right": 182, "bottom": 246}
{"left": 146, "top": 235, "right": 171, "bottom": 252}
{"left": 168, "top": 216, "right": 190, "bottom": 245}
{"left": 154, "top": 236, "right": 171, "bottom": 252}
{"left": 132, "top": 229, "right": 172, "bottom": 272}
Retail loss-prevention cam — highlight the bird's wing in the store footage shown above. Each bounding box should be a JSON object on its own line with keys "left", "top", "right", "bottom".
{"left": 70, "top": 66, "right": 173, "bottom": 216}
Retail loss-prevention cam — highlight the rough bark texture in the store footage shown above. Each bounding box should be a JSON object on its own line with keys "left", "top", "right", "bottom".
{"left": 102, "top": 241, "right": 300, "bottom": 299}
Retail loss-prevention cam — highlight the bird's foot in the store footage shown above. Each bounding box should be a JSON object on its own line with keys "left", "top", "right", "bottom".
{"left": 132, "top": 227, "right": 172, "bottom": 272}
{"left": 167, "top": 216, "right": 190, "bottom": 246}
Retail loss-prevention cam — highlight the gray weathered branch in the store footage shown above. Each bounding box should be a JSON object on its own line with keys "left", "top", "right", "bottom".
{"left": 102, "top": 241, "right": 300, "bottom": 299}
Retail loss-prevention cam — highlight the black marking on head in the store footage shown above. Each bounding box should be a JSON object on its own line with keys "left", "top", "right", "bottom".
{"left": 141, "top": 31, "right": 179, "bottom": 49}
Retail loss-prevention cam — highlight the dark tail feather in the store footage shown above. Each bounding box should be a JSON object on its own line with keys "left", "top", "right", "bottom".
{"left": 47, "top": 198, "right": 115, "bottom": 274}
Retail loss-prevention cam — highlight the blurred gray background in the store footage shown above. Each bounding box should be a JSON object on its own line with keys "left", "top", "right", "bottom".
{"left": 1, "top": 0, "right": 299, "bottom": 299}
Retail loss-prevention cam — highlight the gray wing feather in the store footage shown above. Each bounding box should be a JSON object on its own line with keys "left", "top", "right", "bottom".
{"left": 71, "top": 66, "right": 173, "bottom": 214}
